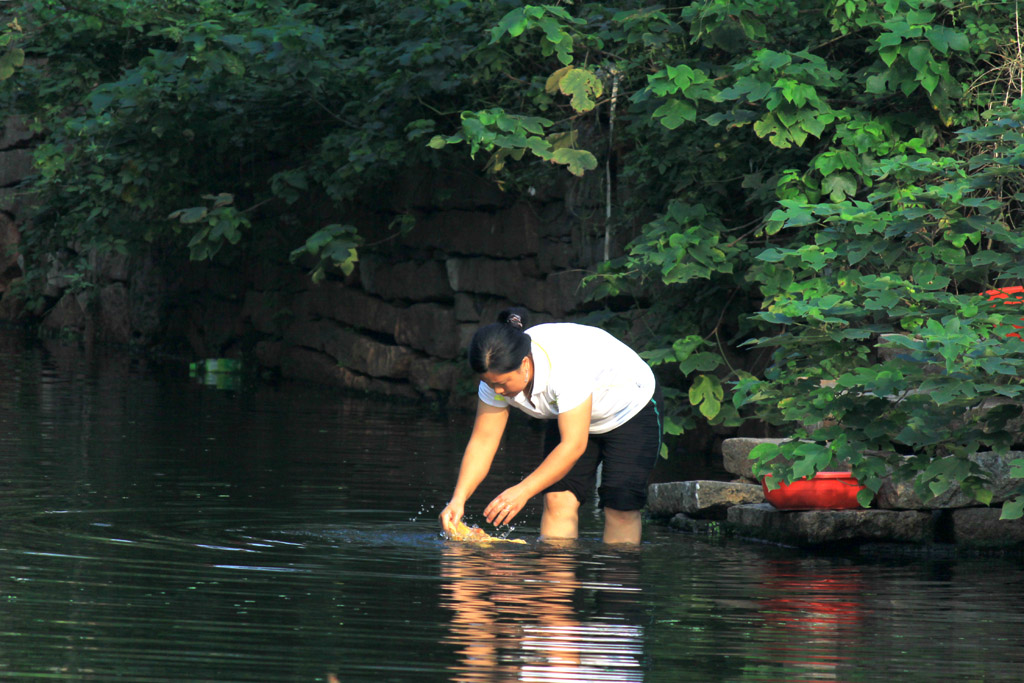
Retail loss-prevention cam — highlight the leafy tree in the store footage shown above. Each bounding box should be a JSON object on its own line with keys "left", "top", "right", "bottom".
{"left": 3, "top": 0, "right": 1023, "bottom": 516}
{"left": 430, "top": 0, "right": 1024, "bottom": 517}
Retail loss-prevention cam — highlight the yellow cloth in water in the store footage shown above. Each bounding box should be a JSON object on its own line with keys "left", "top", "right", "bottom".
{"left": 444, "top": 520, "right": 527, "bottom": 544}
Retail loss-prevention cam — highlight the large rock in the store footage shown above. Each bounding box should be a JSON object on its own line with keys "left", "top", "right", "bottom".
{"left": 0, "top": 214, "right": 20, "bottom": 287}
{"left": 647, "top": 480, "right": 765, "bottom": 519}
{"left": 874, "top": 452, "right": 1023, "bottom": 510}
{"left": 127, "top": 255, "right": 165, "bottom": 343}
{"left": 727, "top": 503, "right": 935, "bottom": 546}
{"left": 950, "top": 507, "right": 1024, "bottom": 547}
{"left": 40, "top": 291, "right": 87, "bottom": 335}
{"left": 98, "top": 283, "right": 132, "bottom": 343}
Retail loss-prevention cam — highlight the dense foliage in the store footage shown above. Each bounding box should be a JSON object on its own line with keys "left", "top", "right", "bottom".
{"left": 2, "top": 0, "right": 1022, "bottom": 516}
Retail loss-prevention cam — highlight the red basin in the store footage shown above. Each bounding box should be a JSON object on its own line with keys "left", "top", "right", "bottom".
{"left": 762, "top": 472, "right": 865, "bottom": 510}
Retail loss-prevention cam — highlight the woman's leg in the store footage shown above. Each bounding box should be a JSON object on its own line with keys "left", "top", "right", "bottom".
{"left": 541, "top": 490, "right": 580, "bottom": 540}
{"left": 603, "top": 508, "right": 642, "bottom": 544}
{"left": 596, "top": 385, "right": 663, "bottom": 545}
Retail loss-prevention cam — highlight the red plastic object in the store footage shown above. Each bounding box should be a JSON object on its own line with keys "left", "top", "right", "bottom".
{"left": 762, "top": 472, "right": 865, "bottom": 510}
{"left": 983, "top": 286, "right": 1024, "bottom": 340}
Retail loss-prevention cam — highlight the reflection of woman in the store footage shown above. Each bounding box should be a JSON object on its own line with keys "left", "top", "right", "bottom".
{"left": 439, "top": 308, "right": 662, "bottom": 544}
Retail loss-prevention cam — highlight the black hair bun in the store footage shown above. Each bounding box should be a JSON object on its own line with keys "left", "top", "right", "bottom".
{"left": 497, "top": 307, "right": 529, "bottom": 329}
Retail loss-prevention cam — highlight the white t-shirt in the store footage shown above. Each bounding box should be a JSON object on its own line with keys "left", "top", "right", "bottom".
{"left": 477, "top": 323, "right": 655, "bottom": 434}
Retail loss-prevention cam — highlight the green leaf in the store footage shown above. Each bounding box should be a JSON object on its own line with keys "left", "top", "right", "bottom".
{"left": 549, "top": 148, "right": 597, "bottom": 176}
{"left": 653, "top": 99, "right": 696, "bottom": 130}
{"left": 545, "top": 65, "right": 573, "bottom": 94}
{"left": 1001, "top": 496, "right": 1024, "bottom": 521}
{"left": 688, "top": 374, "right": 723, "bottom": 419}
{"left": 907, "top": 45, "right": 931, "bottom": 72}
{"left": 559, "top": 68, "right": 602, "bottom": 113}
{"left": 169, "top": 207, "right": 208, "bottom": 224}
{"left": 0, "top": 47, "right": 25, "bottom": 80}
{"left": 491, "top": 8, "right": 527, "bottom": 41}
{"left": 822, "top": 172, "right": 857, "bottom": 201}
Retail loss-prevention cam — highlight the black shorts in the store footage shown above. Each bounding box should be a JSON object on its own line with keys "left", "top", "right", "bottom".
{"left": 540, "top": 384, "right": 663, "bottom": 511}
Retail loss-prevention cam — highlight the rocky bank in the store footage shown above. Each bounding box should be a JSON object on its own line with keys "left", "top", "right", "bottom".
{"left": 647, "top": 437, "right": 1024, "bottom": 551}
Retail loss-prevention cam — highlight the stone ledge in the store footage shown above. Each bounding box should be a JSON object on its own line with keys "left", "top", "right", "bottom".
{"left": 726, "top": 503, "right": 935, "bottom": 547}
{"left": 951, "top": 507, "right": 1024, "bottom": 547}
{"left": 648, "top": 480, "right": 764, "bottom": 520}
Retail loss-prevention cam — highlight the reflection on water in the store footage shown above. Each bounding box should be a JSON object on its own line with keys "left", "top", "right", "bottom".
{"left": 441, "top": 543, "right": 645, "bottom": 682}
{"left": 1, "top": 332, "right": 1024, "bottom": 682}
{"left": 757, "top": 563, "right": 866, "bottom": 680}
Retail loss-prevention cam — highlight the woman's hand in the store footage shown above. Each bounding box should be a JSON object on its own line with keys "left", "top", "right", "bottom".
{"left": 439, "top": 500, "right": 464, "bottom": 536}
{"left": 484, "top": 485, "right": 530, "bottom": 527}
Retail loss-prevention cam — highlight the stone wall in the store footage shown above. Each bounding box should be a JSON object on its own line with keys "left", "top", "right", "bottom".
{"left": 0, "top": 116, "right": 610, "bottom": 403}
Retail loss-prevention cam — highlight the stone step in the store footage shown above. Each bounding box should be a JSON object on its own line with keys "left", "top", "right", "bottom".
{"left": 647, "top": 480, "right": 764, "bottom": 520}
{"left": 727, "top": 503, "right": 935, "bottom": 547}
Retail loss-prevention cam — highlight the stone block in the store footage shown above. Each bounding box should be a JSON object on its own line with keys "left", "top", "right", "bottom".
{"left": 298, "top": 283, "right": 400, "bottom": 338}
{"left": 647, "top": 480, "right": 765, "bottom": 519}
{"left": 384, "top": 164, "right": 510, "bottom": 211}
{"left": 875, "top": 451, "right": 1024, "bottom": 510}
{"left": 0, "top": 149, "right": 34, "bottom": 188}
{"left": 721, "top": 438, "right": 789, "bottom": 480}
{"left": 250, "top": 258, "right": 309, "bottom": 293}
{"left": 286, "top": 318, "right": 416, "bottom": 379}
{"left": 242, "top": 290, "right": 291, "bottom": 336}
{"left": 394, "top": 302, "right": 460, "bottom": 359}
{"left": 727, "top": 503, "right": 935, "bottom": 546}
{"left": 544, "top": 270, "right": 587, "bottom": 317}
{"left": 280, "top": 346, "right": 372, "bottom": 390}
{"left": 446, "top": 257, "right": 547, "bottom": 312}
{"left": 951, "top": 507, "right": 1024, "bottom": 547}
{"left": 361, "top": 255, "right": 452, "bottom": 302}
{"left": 537, "top": 237, "right": 574, "bottom": 272}
{"left": 668, "top": 513, "right": 731, "bottom": 535}
{"left": 406, "top": 204, "right": 539, "bottom": 258}
{"left": 409, "top": 357, "right": 466, "bottom": 394}
{"left": 453, "top": 293, "right": 484, "bottom": 322}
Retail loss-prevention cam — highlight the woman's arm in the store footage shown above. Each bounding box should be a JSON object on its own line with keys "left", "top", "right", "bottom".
{"left": 439, "top": 400, "right": 509, "bottom": 532}
{"left": 484, "top": 395, "right": 592, "bottom": 526}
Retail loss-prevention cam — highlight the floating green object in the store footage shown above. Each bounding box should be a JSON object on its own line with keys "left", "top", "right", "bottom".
{"left": 189, "top": 358, "right": 242, "bottom": 374}
{"left": 189, "top": 358, "right": 244, "bottom": 390}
